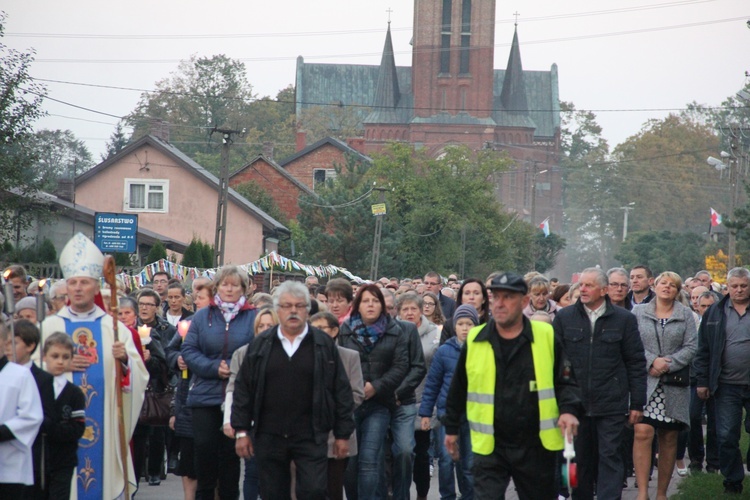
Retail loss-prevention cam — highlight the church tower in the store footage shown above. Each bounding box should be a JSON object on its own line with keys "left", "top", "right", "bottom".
{"left": 411, "top": 0, "right": 496, "bottom": 120}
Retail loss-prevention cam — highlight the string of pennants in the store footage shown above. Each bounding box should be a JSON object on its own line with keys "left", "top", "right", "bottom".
{"left": 115, "top": 251, "right": 367, "bottom": 290}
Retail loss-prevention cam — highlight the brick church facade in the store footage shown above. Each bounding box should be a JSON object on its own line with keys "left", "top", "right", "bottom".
{"left": 295, "top": 0, "right": 563, "bottom": 230}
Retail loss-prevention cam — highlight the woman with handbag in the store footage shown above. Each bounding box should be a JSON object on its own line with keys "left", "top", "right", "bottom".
{"left": 632, "top": 272, "right": 697, "bottom": 500}
{"left": 181, "top": 266, "right": 257, "bottom": 500}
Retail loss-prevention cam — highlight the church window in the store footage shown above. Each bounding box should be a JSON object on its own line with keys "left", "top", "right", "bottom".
{"left": 460, "top": 0, "right": 471, "bottom": 74}
{"left": 440, "top": 0, "right": 452, "bottom": 74}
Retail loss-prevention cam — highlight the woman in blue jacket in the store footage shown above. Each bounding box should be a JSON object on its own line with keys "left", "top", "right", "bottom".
{"left": 181, "top": 266, "right": 257, "bottom": 500}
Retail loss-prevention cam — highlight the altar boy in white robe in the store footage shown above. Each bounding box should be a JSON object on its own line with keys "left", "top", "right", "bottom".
{"left": 0, "top": 321, "right": 44, "bottom": 499}
{"left": 42, "top": 233, "right": 148, "bottom": 499}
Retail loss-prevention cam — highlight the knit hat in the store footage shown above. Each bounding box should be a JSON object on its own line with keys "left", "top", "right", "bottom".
{"left": 16, "top": 296, "right": 37, "bottom": 312}
{"left": 453, "top": 304, "right": 479, "bottom": 328}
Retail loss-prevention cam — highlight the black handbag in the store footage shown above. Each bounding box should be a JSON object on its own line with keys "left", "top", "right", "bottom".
{"left": 139, "top": 370, "right": 174, "bottom": 426}
{"left": 654, "top": 319, "right": 690, "bottom": 387}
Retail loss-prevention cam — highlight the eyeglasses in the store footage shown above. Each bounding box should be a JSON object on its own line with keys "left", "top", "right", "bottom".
{"left": 52, "top": 294, "right": 68, "bottom": 301}
{"left": 423, "top": 302, "right": 436, "bottom": 307}
{"left": 138, "top": 302, "right": 157, "bottom": 308}
{"left": 424, "top": 281, "right": 440, "bottom": 286}
{"left": 609, "top": 283, "right": 629, "bottom": 289}
{"left": 278, "top": 303, "right": 307, "bottom": 311}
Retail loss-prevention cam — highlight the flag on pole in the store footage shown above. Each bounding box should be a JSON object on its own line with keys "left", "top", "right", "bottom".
{"left": 710, "top": 207, "right": 722, "bottom": 227}
{"left": 539, "top": 218, "right": 550, "bottom": 237}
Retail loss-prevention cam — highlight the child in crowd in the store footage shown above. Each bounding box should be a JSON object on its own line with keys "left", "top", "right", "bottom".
{"left": 0, "top": 321, "right": 44, "bottom": 499}
{"left": 419, "top": 304, "right": 477, "bottom": 499}
{"left": 42, "top": 332, "right": 86, "bottom": 500}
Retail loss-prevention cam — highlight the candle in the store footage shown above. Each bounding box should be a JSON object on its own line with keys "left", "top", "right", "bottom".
{"left": 177, "top": 320, "right": 191, "bottom": 339}
{"left": 36, "top": 279, "right": 47, "bottom": 322}
{"left": 137, "top": 325, "right": 152, "bottom": 345}
{"left": 2, "top": 269, "right": 14, "bottom": 314}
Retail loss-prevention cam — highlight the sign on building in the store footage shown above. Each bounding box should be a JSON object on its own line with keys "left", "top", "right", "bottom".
{"left": 94, "top": 213, "right": 138, "bottom": 254}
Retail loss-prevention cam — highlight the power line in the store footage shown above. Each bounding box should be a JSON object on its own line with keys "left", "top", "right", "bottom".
{"left": 29, "top": 16, "right": 745, "bottom": 64}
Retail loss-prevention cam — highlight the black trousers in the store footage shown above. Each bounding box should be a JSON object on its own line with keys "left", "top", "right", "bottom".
{"left": 413, "top": 429, "right": 432, "bottom": 497}
{"left": 573, "top": 414, "right": 626, "bottom": 500}
{"left": 254, "top": 432, "right": 327, "bottom": 500}
{"left": 192, "top": 406, "right": 240, "bottom": 500}
{"left": 0, "top": 483, "right": 25, "bottom": 500}
{"left": 472, "top": 442, "right": 556, "bottom": 499}
{"left": 46, "top": 467, "right": 74, "bottom": 500}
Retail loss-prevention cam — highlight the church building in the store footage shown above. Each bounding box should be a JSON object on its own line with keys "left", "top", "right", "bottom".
{"left": 295, "top": 0, "right": 562, "bottom": 229}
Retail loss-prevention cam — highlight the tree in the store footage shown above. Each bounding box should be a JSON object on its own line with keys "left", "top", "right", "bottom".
{"left": 0, "top": 11, "right": 48, "bottom": 242}
{"left": 298, "top": 103, "right": 368, "bottom": 145}
{"left": 533, "top": 233, "right": 566, "bottom": 274}
{"left": 37, "top": 238, "right": 56, "bottom": 262}
{"left": 101, "top": 121, "right": 129, "bottom": 161}
{"left": 614, "top": 231, "right": 707, "bottom": 277}
{"left": 181, "top": 238, "right": 204, "bottom": 268}
{"left": 29, "top": 129, "right": 94, "bottom": 191}
{"left": 146, "top": 240, "right": 168, "bottom": 264}
{"left": 200, "top": 241, "right": 214, "bottom": 268}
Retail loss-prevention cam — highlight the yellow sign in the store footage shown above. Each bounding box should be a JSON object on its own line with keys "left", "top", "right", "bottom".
{"left": 371, "top": 203, "right": 387, "bottom": 216}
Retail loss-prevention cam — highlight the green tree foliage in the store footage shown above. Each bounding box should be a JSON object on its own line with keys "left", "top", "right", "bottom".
{"left": 146, "top": 240, "right": 168, "bottom": 264}
{"left": 126, "top": 56, "right": 295, "bottom": 174}
{"left": 200, "top": 241, "right": 214, "bottom": 268}
{"left": 112, "top": 252, "right": 132, "bottom": 266}
{"left": 296, "top": 143, "right": 536, "bottom": 278}
{"left": 614, "top": 231, "right": 707, "bottom": 277}
{"left": 29, "top": 129, "right": 94, "bottom": 191}
{"left": 611, "top": 114, "right": 721, "bottom": 235}
{"left": 298, "top": 104, "right": 368, "bottom": 145}
{"left": 534, "top": 233, "right": 566, "bottom": 274}
{"left": 37, "top": 238, "right": 56, "bottom": 262}
{"left": 234, "top": 180, "right": 287, "bottom": 224}
{"left": 101, "top": 121, "right": 129, "bottom": 161}
{"left": 0, "top": 12, "right": 48, "bottom": 241}
{"left": 181, "top": 237, "right": 204, "bottom": 267}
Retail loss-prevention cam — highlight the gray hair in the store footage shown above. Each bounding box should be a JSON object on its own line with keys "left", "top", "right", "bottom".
{"left": 119, "top": 296, "right": 138, "bottom": 312}
{"left": 727, "top": 267, "right": 750, "bottom": 281}
{"left": 581, "top": 267, "right": 608, "bottom": 287}
{"left": 273, "top": 281, "right": 311, "bottom": 312}
{"left": 397, "top": 291, "right": 423, "bottom": 312}
{"left": 50, "top": 280, "right": 67, "bottom": 297}
{"left": 695, "top": 270, "right": 712, "bottom": 279}
{"left": 698, "top": 291, "right": 717, "bottom": 303}
{"left": 607, "top": 267, "right": 630, "bottom": 285}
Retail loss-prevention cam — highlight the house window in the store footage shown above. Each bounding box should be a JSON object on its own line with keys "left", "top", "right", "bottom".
{"left": 124, "top": 179, "right": 169, "bottom": 212}
{"left": 313, "top": 169, "right": 337, "bottom": 190}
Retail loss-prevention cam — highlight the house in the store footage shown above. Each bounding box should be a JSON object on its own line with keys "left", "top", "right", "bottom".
{"left": 294, "top": 0, "right": 562, "bottom": 229}
{"left": 74, "top": 133, "right": 289, "bottom": 265}
{"left": 229, "top": 154, "right": 317, "bottom": 221}
{"left": 279, "top": 136, "right": 372, "bottom": 192}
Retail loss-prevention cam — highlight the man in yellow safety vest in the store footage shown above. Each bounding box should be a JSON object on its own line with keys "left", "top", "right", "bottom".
{"left": 444, "top": 272, "right": 582, "bottom": 499}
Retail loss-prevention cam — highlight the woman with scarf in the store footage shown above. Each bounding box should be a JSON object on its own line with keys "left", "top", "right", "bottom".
{"left": 181, "top": 266, "right": 257, "bottom": 500}
{"left": 338, "top": 284, "right": 410, "bottom": 500}
{"left": 522, "top": 276, "right": 560, "bottom": 320}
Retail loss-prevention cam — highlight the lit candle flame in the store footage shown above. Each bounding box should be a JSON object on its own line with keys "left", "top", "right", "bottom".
{"left": 39, "top": 279, "right": 47, "bottom": 290}
{"left": 137, "top": 325, "right": 152, "bottom": 339}
{"left": 178, "top": 320, "right": 191, "bottom": 338}
{"left": 2, "top": 269, "right": 10, "bottom": 280}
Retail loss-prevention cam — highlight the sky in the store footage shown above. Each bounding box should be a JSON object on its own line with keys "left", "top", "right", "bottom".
{"left": 4, "top": 0, "right": 749, "bottom": 160}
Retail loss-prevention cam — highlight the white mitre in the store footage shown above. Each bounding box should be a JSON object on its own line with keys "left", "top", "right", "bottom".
{"left": 59, "top": 232, "right": 104, "bottom": 279}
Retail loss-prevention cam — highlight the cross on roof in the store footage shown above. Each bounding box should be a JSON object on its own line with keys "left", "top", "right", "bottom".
{"left": 386, "top": 7, "right": 393, "bottom": 23}
{"left": 513, "top": 11, "right": 520, "bottom": 26}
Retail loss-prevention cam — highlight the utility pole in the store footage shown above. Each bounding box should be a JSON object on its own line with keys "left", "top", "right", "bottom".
{"left": 370, "top": 187, "right": 388, "bottom": 281}
{"left": 459, "top": 223, "right": 467, "bottom": 279}
{"left": 727, "top": 126, "right": 744, "bottom": 269}
{"left": 212, "top": 127, "right": 242, "bottom": 267}
{"left": 530, "top": 165, "right": 548, "bottom": 271}
{"left": 621, "top": 202, "right": 635, "bottom": 241}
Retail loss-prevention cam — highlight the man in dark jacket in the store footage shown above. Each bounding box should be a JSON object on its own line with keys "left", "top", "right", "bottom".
{"left": 553, "top": 267, "right": 647, "bottom": 500}
{"left": 443, "top": 272, "right": 582, "bottom": 499}
{"left": 425, "top": 271, "right": 456, "bottom": 319}
{"left": 232, "top": 281, "right": 354, "bottom": 500}
{"left": 694, "top": 267, "right": 750, "bottom": 495}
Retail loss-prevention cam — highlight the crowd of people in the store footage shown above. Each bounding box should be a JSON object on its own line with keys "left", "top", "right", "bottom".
{"left": 1, "top": 232, "right": 749, "bottom": 499}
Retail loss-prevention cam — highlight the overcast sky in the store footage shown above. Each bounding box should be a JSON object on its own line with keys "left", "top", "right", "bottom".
{"left": 4, "top": 0, "right": 748, "bottom": 160}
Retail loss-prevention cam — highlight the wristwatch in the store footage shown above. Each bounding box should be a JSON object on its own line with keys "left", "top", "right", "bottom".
{"left": 235, "top": 432, "right": 248, "bottom": 440}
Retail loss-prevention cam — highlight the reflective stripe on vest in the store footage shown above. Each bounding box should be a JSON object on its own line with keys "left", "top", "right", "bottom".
{"left": 465, "top": 321, "right": 564, "bottom": 455}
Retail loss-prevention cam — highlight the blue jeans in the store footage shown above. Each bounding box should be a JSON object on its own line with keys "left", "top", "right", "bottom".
{"left": 688, "top": 384, "right": 718, "bottom": 470}
{"left": 243, "top": 456, "right": 259, "bottom": 500}
{"left": 388, "top": 403, "right": 417, "bottom": 499}
{"left": 345, "top": 402, "right": 391, "bottom": 500}
{"left": 714, "top": 384, "right": 750, "bottom": 489}
{"left": 438, "top": 421, "right": 473, "bottom": 500}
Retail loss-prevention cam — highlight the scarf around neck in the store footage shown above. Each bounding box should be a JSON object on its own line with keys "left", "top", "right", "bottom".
{"left": 349, "top": 312, "right": 389, "bottom": 353}
{"left": 214, "top": 294, "right": 246, "bottom": 323}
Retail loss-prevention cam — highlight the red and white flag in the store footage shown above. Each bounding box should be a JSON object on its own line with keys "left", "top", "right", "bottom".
{"left": 539, "top": 218, "right": 550, "bottom": 237}
{"left": 710, "top": 207, "right": 722, "bottom": 227}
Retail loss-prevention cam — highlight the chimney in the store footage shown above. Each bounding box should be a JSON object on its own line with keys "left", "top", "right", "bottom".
{"left": 296, "top": 130, "right": 307, "bottom": 151}
{"left": 150, "top": 118, "right": 170, "bottom": 143}
{"left": 262, "top": 141, "right": 274, "bottom": 160}
{"left": 346, "top": 137, "right": 366, "bottom": 154}
{"left": 54, "top": 178, "right": 74, "bottom": 202}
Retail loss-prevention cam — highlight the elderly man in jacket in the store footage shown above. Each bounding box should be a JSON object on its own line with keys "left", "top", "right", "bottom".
{"left": 232, "top": 281, "right": 355, "bottom": 500}
{"left": 553, "top": 267, "right": 647, "bottom": 500}
{"left": 694, "top": 267, "right": 750, "bottom": 495}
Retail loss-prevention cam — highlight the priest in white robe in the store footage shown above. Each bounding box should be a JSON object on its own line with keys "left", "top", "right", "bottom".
{"left": 42, "top": 233, "right": 148, "bottom": 499}
{"left": 0, "top": 321, "right": 44, "bottom": 499}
